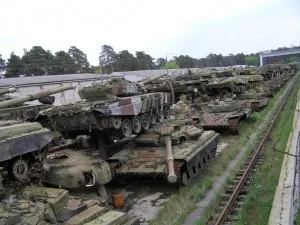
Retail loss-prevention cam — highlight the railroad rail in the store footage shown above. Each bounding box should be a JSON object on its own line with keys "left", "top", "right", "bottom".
{"left": 205, "top": 75, "right": 298, "bottom": 225}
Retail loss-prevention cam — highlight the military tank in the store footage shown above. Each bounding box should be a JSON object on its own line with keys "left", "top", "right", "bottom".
{"left": 145, "top": 77, "right": 210, "bottom": 103}
{"left": 191, "top": 98, "right": 253, "bottom": 134}
{"left": 206, "top": 74, "right": 264, "bottom": 95}
{"left": 201, "top": 72, "right": 269, "bottom": 112}
{"left": 108, "top": 121, "right": 220, "bottom": 184}
{"left": 38, "top": 78, "right": 174, "bottom": 156}
{"left": 0, "top": 120, "right": 53, "bottom": 181}
{"left": 0, "top": 85, "right": 75, "bottom": 181}
{"left": 235, "top": 91, "right": 269, "bottom": 111}
{"left": 261, "top": 64, "right": 296, "bottom": 96}
{"left": 145, "top": 71, "right": 266, "bottom": 105}
{"left": 0, "top": 84, "right": 75, "bottom": 121}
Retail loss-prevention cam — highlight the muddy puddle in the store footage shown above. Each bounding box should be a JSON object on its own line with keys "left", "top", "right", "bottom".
{"left": 107, "top": 182, "right": 177, "bottom": 223}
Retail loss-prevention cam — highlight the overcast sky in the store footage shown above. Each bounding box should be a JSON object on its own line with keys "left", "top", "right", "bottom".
{"left": 0, "top": 0, "right": 299, "bottom": 65}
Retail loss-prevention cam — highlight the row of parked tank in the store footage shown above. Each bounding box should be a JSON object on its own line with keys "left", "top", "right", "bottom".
{"left": 0, "top": 63, "right": 298, "bottom": 225}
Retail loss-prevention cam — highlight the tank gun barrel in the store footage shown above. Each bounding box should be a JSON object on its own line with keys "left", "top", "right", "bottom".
{"left": 0, "top": 87, "right": 16, "bottom": 96}
{"left": 0, "top": 84, "right": 76, "bottom": 109}
{"left": 165, "top": 136, "right": 177, "bottom": 183}
{"left": 138, "top": 73, "right": 167, "bottom": 86}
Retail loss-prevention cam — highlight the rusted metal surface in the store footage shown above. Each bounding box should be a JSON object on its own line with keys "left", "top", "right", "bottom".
{"left": 108, "top": 122, "right": 219, "bottom": 183}
{"left": 195, "top": 100, "right": 252, "bottom": 133}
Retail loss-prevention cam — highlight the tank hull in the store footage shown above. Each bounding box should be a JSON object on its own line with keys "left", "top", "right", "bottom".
{"left": 0, "top": 121, "right": 54, "bottom": 181}
{"left": 108, "top": 130, "right": 219, "bottom": 184}
{"left": 40, "top": 92, "right": 173, "bottom": 139}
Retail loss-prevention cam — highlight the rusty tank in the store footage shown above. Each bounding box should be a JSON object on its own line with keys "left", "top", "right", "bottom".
{"left": 108, "top": 121, "right": 220, "bottom": 184}
{"left": 191, "top": 98, "right": 253, "bottom": 134}
{"left": 38, "top": 78, "right": 174, "bottom": 147}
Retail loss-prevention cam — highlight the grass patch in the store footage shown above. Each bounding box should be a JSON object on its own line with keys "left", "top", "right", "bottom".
{"left": 235, "top": 75, "right": 299, "bottom": 225}
{"left": 150, "top": 73, "right": 300, "bottom": 225}
{"left": 295, "top": 208, "right": 300, "bottom": 225}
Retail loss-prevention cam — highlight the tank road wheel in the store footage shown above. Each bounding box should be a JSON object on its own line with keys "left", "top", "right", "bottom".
{"left": 204, "top": 153, "right": 210, "bottom": 163}
{"left": 131, "top": 116, "right": 142, "bottom": 134}
{"left": 164, "top": 105, "right": 171, "bottom": 119}
{"left": 212, "top": 149, "right": 217, "bottom": 158}
{"left": 141, "top": 113, "right": 151, "bottom": 131}
{"left": 158, "top": 111, "right": 165, "bottom": 123}
{"left": 181, "top": 172, "right": 188, "bottom": 185}
{"left": 198, "top": 160, "right": 203, "bottom": 169}
{"left": 12, "top": 159, "right": 29, "bottom": 181}
{"left": 120, "top": 118, "right": 133, "bottom": 138}
{"left": 150, "top": 109, "right": 158, "bottom": 124}
{"left": 208, "top": 151, "right": 213, "bottom": 160}
{"left": 234, "top": 120, "right": 242, "bottom": 135}
{"left": 230, "top": 119, "right": 242, "bottom": 135}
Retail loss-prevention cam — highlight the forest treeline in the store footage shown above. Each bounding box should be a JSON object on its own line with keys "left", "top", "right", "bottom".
{"left": 0, "top": 45, "right": 299, "bottom": 78}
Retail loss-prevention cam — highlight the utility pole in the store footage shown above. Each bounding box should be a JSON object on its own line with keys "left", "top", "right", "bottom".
{"left": 166, "top": 56, "right": 169, "bottom": 76}
{"left": 99, "top": 55, "right": 103, "bottom": 84}
{"left": 165, "top": 53, "right": 173, "bottom": 76}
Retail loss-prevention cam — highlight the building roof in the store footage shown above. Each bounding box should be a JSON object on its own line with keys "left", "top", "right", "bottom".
{"left": 0, "top": 73, "right": 120, "bottom": 87}
{"left": 0, "top": 68, "right": 200, "bottom": 87}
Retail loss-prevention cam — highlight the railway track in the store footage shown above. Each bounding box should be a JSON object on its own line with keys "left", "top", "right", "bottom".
{"left": 205, "top": 76, "right": 298, "bottom": 225}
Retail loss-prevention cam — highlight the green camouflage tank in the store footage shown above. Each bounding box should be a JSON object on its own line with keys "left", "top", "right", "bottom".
{"left": 39, "top": 78, "right": 174, "bottom": 145}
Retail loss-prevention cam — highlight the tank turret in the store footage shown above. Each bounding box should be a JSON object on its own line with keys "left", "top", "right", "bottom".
{"left": 138, "top": 73, "right": 168, "bottom": 87}
{"left": 78, "top": 78, "right": 138, "bottom": 101}
{"left": 191, "top": 99, "right": 253, "bottom": 134}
